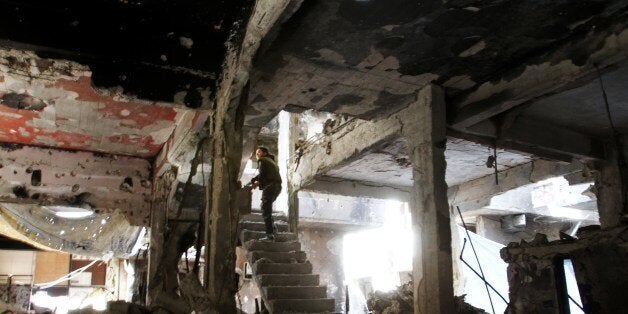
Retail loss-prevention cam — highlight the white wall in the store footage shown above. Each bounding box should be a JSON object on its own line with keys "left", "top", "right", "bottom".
{"left": 0, "top": 250, "right": 35, "bottom": 277}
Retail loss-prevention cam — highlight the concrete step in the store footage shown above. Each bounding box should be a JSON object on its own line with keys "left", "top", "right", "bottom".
{"left": 248, "top": 251, "right": 307, "bottom": 263}
{"left": 241, "top": 230, "right": 298, "bottom": 243}
{"left": 242, "top": 212, "right": 288, "bottom": 223}
{"left": 267, "top": 298, "right": 335, "bottom": 313}
{"left": 257, "top": 274, "right": 319, "bottom": 287}
{"left": 240, "top": 221, "right": 290, "bottom": 232}
{"left": 264, "top": 286, "right": 328, "bottom": 300}
{"left": 244, "top": 240, "right": 301, "bottom": 252}
{"left": 253, "top": 261, "right": 313, "bottom": 275}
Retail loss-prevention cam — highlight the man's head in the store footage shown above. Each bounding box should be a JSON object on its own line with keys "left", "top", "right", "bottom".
{"left": 255, "top": 146, "right": 269, "bottom": 159}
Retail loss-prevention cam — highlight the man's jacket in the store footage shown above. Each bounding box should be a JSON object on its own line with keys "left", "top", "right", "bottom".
{"left": 251, "top": 155, "right": 282, "bottom": 190}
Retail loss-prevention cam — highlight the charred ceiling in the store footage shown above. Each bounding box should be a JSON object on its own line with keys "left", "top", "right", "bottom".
{"left": 0, "top": 0, "right": 255, "bottom": 104}
{"left": 248, "top": 0, "right": 628, "bottom": 134}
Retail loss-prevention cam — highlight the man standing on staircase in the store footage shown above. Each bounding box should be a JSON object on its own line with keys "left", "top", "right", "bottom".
{"left": 250, "top": 146, "right": 282, "bottom": 241}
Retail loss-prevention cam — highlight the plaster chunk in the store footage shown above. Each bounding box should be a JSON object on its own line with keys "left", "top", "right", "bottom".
{"left": 461, "top": 60, "right": 579, "bottom": 107}
{"left": 381, "top": 24, "right": 400, "bottom": 31}
{"left": 315, "top": 48, "right": 346, "bottom": 65}
{"left": 179, "top": 36, "right": 194, "bottom": 49}
{"left": 373, "top": 56, "right": 400, "bottom": 71}
{"left": 458, "top": 40, "right": 486, "bottom": 57}
{"left": 357, "top": 48, "right": 385, "bottom": 70}
{"left": 443, "top": 75, "right": 476, "bottom": 90}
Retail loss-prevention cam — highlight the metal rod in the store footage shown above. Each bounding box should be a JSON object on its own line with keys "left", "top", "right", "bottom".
{"left": 457, "top": 206, "right": 496, "bottom": 314}
{"left": 460, "top": 239, "right": 510, "bottom": 306}
{"left": 493, "top": 142, "right": 499, "bottom": 185}
{"left": 568, "top": 293, "right": 586, "bottom": 312}
{"left": 345, "top": 284, "right": 350, "bottom": 313}
{"left": 596, "top": 66, "right": 628, "bottom": 214}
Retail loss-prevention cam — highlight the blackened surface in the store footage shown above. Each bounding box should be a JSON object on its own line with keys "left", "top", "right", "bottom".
{"left": 0, "top": 234, "right": 40, "bottom": 250}
{"left": 174, "top": 182, "right": 205, "bottom": 210}
{"left": 320, "top": 94, "right": 364, "bottom": 112}
{"left": 12, "top": 185, "right": 28, "bottom": 198}
{"left": 0, "top": 93, "right": 46, "bottom": 111}
{"left": 0, "top": 0, "right": 255, "bottom": 102}
{"left": 257, "top": 0, "right": 628, "bottom": 101}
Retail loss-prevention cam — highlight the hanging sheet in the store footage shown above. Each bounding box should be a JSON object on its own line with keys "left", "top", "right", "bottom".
{"left": 457, "top": 226, "right": 510, "bottom": 314}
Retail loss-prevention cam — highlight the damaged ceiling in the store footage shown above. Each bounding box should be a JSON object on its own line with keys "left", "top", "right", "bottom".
{"left": 325, "top": 137, "right": 532, "bottom": 187}
{"left": 246, "top": 0, "right": 628, "bottom": 129}
{"left": 0, "top": 0, "right": 626, "bottom": 239}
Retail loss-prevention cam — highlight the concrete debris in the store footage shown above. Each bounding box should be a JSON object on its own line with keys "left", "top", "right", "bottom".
{"left": 179, "top": 37, "right": 194, "bottom": 49}
{"left": 366, "top": 281, "right": 488, "bottom": 314}
{"left": 367, "top": 281, "right": 413, "bottom": 313}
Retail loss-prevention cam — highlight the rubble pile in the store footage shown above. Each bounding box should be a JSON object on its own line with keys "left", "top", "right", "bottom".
{"left": 367, "top": 281, "right": 413, "bottom": 313}
{"left": 366, "top": 281, "right": 488, "bottom": 314}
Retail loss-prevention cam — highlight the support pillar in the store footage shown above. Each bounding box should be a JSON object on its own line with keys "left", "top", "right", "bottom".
{"left": 204, "top": 82, "right": 248, "bottom": 312}
{"left": 278, "top": 110, "right": 300, "bottom": 232}
{"left": 593, "top": 143, "right": 628, "bottom": 228}
{"left": 147, "top": 168, "right": 176, "bottom": 305}
{"left": 146, "top": 203, "right": 164, "bottom": 305}
{"left": 402, "top": 84, "right": 454, "bottom": 314}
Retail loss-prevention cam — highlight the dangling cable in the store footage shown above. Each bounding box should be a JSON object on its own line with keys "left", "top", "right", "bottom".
{"left": 493, "top": 142, "right": 499, "bottom": 185}
{"left": 596, "top": 65, "right": 627, "bottom": 212}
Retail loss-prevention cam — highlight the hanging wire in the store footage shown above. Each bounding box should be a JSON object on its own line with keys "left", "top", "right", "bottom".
{"left": 493, "top": 142, "right": 499, "bottom": 185}
{"left": 457, "top": 206, "right": 497, "bottom": 314}
{"left": 595, "top": 65, "right": 628, "bottom": 212}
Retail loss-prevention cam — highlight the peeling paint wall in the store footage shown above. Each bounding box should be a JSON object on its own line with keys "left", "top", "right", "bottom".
{"left": 0, "top": 145, "right": 152, "bottom": 225}
{"left": 0, "top": 48, "right": 188, "bottom": 157}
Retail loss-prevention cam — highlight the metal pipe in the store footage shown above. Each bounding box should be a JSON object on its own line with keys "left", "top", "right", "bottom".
{"left": 457, "top": 206, "right": 496, "bottom": 314}
{"left": 460, "top": 239, "right": 509, "bottom": 306}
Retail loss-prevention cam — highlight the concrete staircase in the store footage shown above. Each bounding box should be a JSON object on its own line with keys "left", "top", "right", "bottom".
{"left": 240, "top": 213, "right": 336, "bottom": 313}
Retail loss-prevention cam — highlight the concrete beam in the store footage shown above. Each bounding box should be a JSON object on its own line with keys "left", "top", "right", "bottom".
{"left": 0, "top": 144, "right": 152, "bottom": 225}
{"left": 449, "top": 159, "right": 583, "bottom": 214}
{"left": 403, "top": 84, "right": 454, "bottom": 314}
{"left": 464, "top": 203, "right": 599, "bottom": 226}
{"left": 452, "top": 116, "right": 604, "bottom": 161}
{"left": 302, "top": 176, "right": 410, "bottom": 202}
{"left": 449, "top": 27, "right": 628, "bottom": 129}
{"left": 290, "top": 112, "right": 403, "bottom": 189}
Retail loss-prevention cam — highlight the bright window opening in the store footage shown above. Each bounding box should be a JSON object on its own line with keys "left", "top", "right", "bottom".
{"left": 563, "top": 259, "right": 585, "bottom": 314}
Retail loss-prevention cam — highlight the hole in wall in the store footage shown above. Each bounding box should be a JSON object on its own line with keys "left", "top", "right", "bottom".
{"left": 12, "top": 185, "right": 28, "bottom": 198}
{"left": 31, "top": 169, "right": 42, "bottom": 186}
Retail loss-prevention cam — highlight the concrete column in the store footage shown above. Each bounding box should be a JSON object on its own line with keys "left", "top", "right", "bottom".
{"left": 146, "top": 168, "right": 176, "bottom": 305}
{"left": 205, "top": 83, "right": 247, "bottom": 313}
{"left": 278, "top": 110, "right": 300, "bottom": 231}
{"left": 594, "top": 144, "right": 628, "bottom": 228}
{"left": 402, "top": 84, "right": 454, "bottom": 314}
{"left": 146, "top": 213, "right": 164, "bottom": 305}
